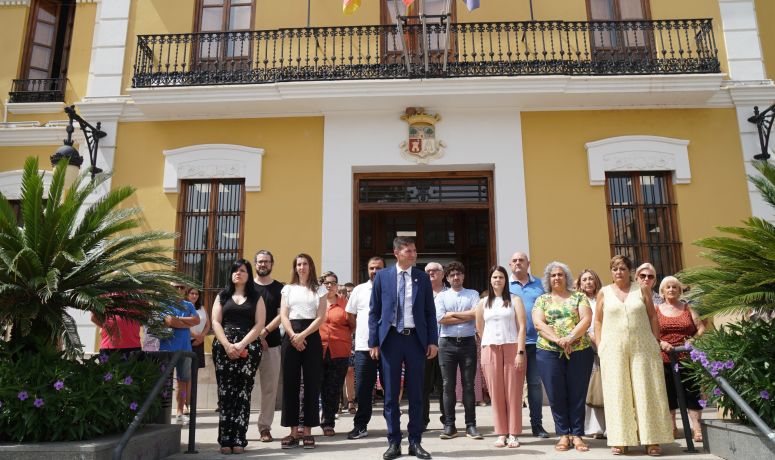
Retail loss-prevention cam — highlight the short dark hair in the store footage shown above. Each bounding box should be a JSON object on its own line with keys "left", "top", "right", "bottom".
{"left": 344, "top": 282, "right": 355, "bottom": 288}
{"left": 610, "top": 254, "right": 633, "bottom": 271}
{"left": 393, "top": 236, "right": 415, "bottom": 251}
{"left": 254, "top": 249, "right": 274, "bottom": 263}
{"left": 445, "top": 261, "right": 465, "bottom": 277}
{"left": 368, "top": 256, "right": 386, "bottom": 267}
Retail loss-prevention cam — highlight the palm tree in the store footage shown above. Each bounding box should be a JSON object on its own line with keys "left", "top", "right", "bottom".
{"left": 0, "top": 157, "right": 195, "bottom": 356}
{"left": 680, "top": 160, "right": 775, "bottom": 318}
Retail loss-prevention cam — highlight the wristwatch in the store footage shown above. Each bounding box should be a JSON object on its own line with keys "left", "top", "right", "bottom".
{"left": 517, "top": 350, "right": 525, "bottom": 355}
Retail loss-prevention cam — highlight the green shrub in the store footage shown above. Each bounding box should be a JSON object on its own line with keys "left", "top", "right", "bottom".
{"left": 683, "top": 318, "right": 774, "bottom": 429}
{"left": 0, "top": 345, "right": 162, "bottom": 442}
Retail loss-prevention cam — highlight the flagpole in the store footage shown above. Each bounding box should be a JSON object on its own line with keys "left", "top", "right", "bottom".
{"left": 307, "top": 0, "right": 311, "bottom": 27}
{"left": 394, "top": 0, "right": 411, "bottom": 74}
{"left": 421, "top": 0, "right": 429, "bottom": 73}
{"left": 442, "top": 0, "right": 451, "bottom": 71}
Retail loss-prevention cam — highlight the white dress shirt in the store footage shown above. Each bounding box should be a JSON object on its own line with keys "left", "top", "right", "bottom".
{"left": 395, "top": 264, "right": 415, "bottom": 329}
{"left": 345, "top": 280, "right": 373, "bottom": 351}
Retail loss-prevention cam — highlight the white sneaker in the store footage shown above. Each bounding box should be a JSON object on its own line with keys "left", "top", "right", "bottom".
{"left": 176, "top": 414, "right": 190, "bottom": 424}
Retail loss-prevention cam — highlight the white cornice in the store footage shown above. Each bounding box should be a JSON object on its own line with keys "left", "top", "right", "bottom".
{"left": 0, "top": 127, "right": 67, "bottom": 146}
{"left": 6, "top": 102, "right": 66, "bottom": 115}
{"left": 125, "top": 74, "right": 728, "bottom": 120}
{"left": 585, "top": 135, "right": 692, "bottom": 186}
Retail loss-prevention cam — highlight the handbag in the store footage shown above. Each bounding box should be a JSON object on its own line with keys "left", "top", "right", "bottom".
{"left": 586, "top": 362, "right": 605, "bottom": 408}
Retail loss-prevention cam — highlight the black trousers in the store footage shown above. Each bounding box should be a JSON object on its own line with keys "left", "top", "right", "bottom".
{"left": 438, "top": 336, "right": 478, "bottom": 427}
{"left": 281, "top": 319, "right": 323, "bottom": 427}
{"left": 423, "top": 355, "right": 445, "bottom": 427}
{"left": 320, "top": 349, "right": 350, "bottom": 428}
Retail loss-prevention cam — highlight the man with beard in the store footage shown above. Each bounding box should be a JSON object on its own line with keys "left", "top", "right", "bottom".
{"left": 345, "top": 256, "right": 385, "bottom": 439}
{"left": 254, "top": 249, "right": 284, "bottom": 442}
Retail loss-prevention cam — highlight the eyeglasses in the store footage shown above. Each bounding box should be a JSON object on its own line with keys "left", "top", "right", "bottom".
{"left": 323, "top": 281, "right": 337, "bottom": 286}
{"left": 425, "top": 268, "right": 441, "bottom": 274}
{"left": 638, "top": 274, "right": 656, "bottom": 280}
{"left": 174, "top": 285, "right": 186, "bottom": 290}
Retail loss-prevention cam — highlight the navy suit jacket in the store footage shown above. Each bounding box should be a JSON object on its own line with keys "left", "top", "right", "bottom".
{"left": 368, "top": 265, "right": 439, "bottom": 351}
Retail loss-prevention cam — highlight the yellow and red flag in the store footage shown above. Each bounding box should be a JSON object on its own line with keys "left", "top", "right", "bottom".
{"left": 343, "top": 0, "right": 361, "bottom": 15}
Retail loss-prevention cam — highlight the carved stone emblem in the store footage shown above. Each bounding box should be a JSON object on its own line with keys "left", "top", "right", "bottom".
{"left": 399, "top": 107, "right": 446, "bottom": 164}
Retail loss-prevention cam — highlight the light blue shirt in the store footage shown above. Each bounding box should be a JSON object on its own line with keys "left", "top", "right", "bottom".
{"left": 435, "top": 288, "right": 479, "bottom": 338}
{"left": 509, "top": 274, "right": 544, "bottom": 345}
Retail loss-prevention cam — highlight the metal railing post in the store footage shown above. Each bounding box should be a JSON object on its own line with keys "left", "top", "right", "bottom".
{"left": 668, "top": 347, "right": 698, "bottom": 453}
{"left": 186, "top": 352, "right": 200, "bottom": 454}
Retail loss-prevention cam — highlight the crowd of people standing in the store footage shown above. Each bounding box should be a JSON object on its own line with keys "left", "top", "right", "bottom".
{"left": 92, "top": 238, "right": 707, "bottom": 458}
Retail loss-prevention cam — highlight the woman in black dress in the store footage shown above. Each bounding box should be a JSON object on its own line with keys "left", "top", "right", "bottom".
{"left": 211, "top": 259, "right": 266, "bottom": 454}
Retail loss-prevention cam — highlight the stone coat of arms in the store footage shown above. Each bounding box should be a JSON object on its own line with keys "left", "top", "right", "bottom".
{"left": 400, "top": 108, "right": 446, "bottom": 164}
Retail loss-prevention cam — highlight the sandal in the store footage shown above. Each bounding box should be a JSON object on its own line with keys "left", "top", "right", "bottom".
{"left": 507, "top": 435, "right": 520, "bottom": 448}
{"left": 302, "top": 435, "right": 316, "bottom": 449}
{"left": 231, "top": 447, "right": 244, "bottom": 455}
{"left": 611, "top": 446, "right": 625, "bottom": 456}
{"left": 323, "top": 427, "right": 335, "bottom": 437}
{"left": 494, "top": 435, "right": 507, "bottom": 448}
{"left": 348, "top": 400, "right": 357, "bottom": 414}
{"left": 693, "top": 429, "right": 703, "bottom": 443}
{"left": 646, "top": 444, "right": 662, "bottom": 456}
{"left": 555, "top": 435, "right": 571, "bottom": 451}
{"left": 220, "top": 447, "right": 233, "bottom": 455}
{"left": 280, "top": 435, "right": 298, "bottom": 449}
{"left": 259, "top": 429, "right": 273, "bottom": 442}
{"left": 572, "top": 436, "right": 589, "bottom": 452}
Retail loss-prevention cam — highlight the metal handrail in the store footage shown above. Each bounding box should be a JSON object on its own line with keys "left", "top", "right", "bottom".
{"left": 112, "top": 350, "right": 200, "bottom": 460}
{"left": 669, "top": 346, "right": 775, "bottom": 449}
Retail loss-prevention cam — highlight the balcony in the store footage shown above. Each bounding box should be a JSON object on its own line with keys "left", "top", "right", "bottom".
{"left": 132, "top": 18, "right": 720, "bottom": 88}
{"left": 9, "top": 77, "right": 67, "bottom": 103}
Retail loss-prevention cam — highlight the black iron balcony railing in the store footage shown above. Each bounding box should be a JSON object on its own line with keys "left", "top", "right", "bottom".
{"left": 9, "top": 77, "right": 67, "bottom": 103}
{"left": 132, "top": 18, "right": 719, "bottom": 88}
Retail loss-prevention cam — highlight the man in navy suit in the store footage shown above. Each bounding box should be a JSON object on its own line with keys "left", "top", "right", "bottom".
{"left": 369, "top": 236, "right": 438, "bottom": 460}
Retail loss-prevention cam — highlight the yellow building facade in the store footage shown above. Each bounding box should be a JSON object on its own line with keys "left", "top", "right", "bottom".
{"left": 0, "top": 0, "right": 774, "bottom": 354}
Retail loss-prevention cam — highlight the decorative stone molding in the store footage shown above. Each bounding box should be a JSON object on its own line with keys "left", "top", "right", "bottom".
{"left": 162, "top": 144, "right": 264, "bottom": 193}
{"left": 0, "top": 170, "right": 52, "bottom": 199}
{"left": 6, "top": 102, "right": 66, "bottom": 115}
{"left": 0, "top": 0, "right": 96, "bottom": 5}
{"left": 585, "top": 135, "right": 691, "bottom": 185}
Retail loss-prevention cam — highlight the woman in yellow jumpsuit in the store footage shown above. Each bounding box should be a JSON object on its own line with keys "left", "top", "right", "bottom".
{"left": 594, "top": 255, "right": 672, "bottom": 456}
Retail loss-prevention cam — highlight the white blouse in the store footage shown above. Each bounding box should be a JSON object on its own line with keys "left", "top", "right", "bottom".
{"left": 282, "top": 284, "right": 325, "bottom": 320}
{"left": 480, "top": 296, "right": 519, "bottom": 346}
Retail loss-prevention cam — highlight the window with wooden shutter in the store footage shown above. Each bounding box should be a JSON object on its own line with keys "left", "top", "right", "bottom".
{"left": 175, "top": 179, "right": 245, "bottom": 312}
{"left": 605, "top": 171, "right": 682, "bottom": 280}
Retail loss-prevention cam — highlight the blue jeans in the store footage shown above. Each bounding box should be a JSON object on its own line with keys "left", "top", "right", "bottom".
{"left": 353, "top": 350, "right": 379, "bottom": 429}
{"left": 526, "top": 344, "right": 544, "bottom": 427}
{"left": 536, "top": 347, "right": 594, "bottom": 436}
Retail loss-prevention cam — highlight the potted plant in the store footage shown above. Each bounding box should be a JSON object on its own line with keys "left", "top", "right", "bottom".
{"left": 679, "top": 160, "right": 775, "bottom": 458}
{"left": 0, "top": 157, "right": 193, "bottom": 450}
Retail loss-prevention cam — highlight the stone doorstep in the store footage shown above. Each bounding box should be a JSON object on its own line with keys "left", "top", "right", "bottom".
{"left": 0, "top": 424, "right": 181, "bottom": 460}
{"left": 702, "top": 419, "right": 775, "bottom": 460}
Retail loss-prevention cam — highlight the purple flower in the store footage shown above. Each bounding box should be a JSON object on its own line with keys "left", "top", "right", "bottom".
{"left": 98, "top": 354, "right": 109, "bottom": 364}
{"left": 103, "top": 372, "right": 113, "bottom": 382}
{"left": 123, "top": 376, "right": 133, "bottom": 385}
{"left": 713, "top": 388, "right": 722, "bottom": 397}
{"left": 690, "top": 349, "right": 706, "bottom": 362}
{"left": 17, "top": 391, "right": 28, "bottom": 401}
{"left": 724, "top": 360, "right": 735, "bottom": 370}
{"left": 761, "top": 390, "right": 770, "bottom": 400}
{"left": 700, "top": 357, "right": 710, "bottom": 368}
{"left": 129, "top": 401, "right": 138, "bottom": 411}
{"left": 698, "top": 399, "right": 707, "bottom": 408}
{"left": 161, "top": 390, "right": 169, "bottom": 399}
{"left": 684, "top": 342, "right": 694, "bottom": 351}
{"left": 710, "top": 369, "right": 719, "bottom": 377}
{"left": 53, "top": 380, "right": 64, "bottom": 391}
{"left": 673, "top": 363, "right": 680, "bottom": 373}
{"left": 33, "top": 398, "right": 44, "bottom": 408}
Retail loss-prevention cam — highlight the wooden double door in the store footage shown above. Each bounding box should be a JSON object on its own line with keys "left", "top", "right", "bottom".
{"left": 354, "top": 172, "right": 494, "bottom": 294}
